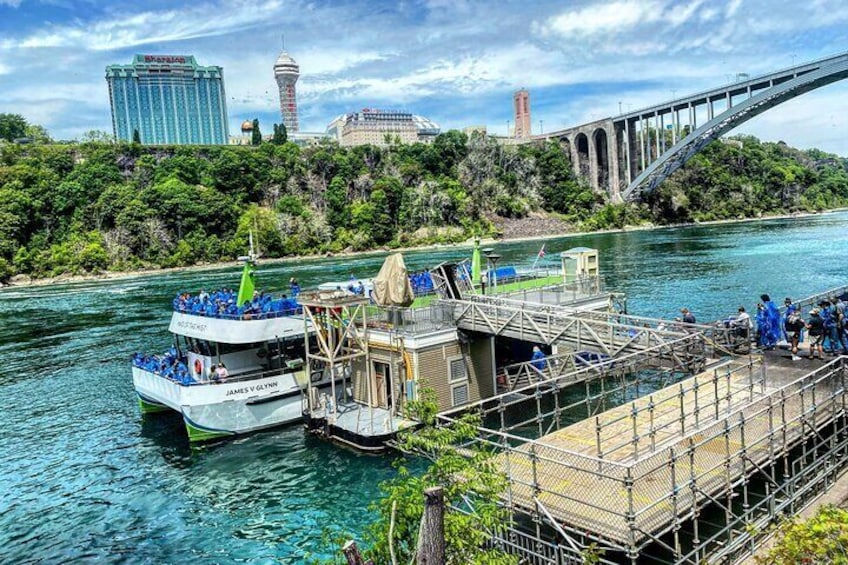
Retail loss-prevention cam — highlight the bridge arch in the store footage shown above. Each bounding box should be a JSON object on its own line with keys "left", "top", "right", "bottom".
{"left": 574, "top": 133, "right": 590, "bottom": 179}
{"left": 558, "top": 136, "right": 571, "bottom": 159}
{"left": 623, "top": 56, "right": 848, "bottom": 200}
{"left": 593, "top": 128, "right": 609, "bottom": 192}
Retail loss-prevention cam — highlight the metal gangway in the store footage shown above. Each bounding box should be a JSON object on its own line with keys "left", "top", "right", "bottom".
{"left": 446, "top": 294, "right": 744, "bottom": 360}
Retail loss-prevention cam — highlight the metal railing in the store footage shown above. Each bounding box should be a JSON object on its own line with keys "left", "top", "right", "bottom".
{"left": 440, "top": 357, "right": 847, "bottom": 559}
{"left": 448, "top": 296, "right": 695, "bottom": 360}
{"left": 488, "top": 276, "right": 606, "bottom": 305}
{"left": 172, "top": 307, "right": 303, "bottom": 321}
{"left": 362, "top": 302, "right": 456, "bottom": 335}
{"left": 135, "top": 364, "right": 304, "bottom": 387}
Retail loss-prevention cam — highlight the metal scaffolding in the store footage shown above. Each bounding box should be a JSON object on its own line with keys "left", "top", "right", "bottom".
{"left": 440, "top": 357, "right": 848, "bottom": 564}
{"left": 447, "top": 295, "right": 703, "bottom": 362}
{"left": 300, "top": 290, "right": 371, "bottom": 429}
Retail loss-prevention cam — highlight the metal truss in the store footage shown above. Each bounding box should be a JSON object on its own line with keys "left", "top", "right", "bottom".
{"left": 623, "top": 56, "right": 848, "bottom": 200}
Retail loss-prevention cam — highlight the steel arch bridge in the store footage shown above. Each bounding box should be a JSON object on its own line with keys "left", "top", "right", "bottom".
{"left": 532, "top": 51, "right": 848, "bottom": 202}
{"left": 621, "top": 54, "right": 848, "bottom": 201}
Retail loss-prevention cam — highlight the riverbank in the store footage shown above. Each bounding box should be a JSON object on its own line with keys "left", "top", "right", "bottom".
{"left": 3, "top": 207, "right": 843, "bottom": 289}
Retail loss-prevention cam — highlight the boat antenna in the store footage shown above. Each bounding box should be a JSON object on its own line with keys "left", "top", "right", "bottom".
{"left": 253, "top": 217, "right": 262, "bottom": 258}
{"left": 236, "top": 230, "right": 258, "bottom": 306}
{"left": 237, "top": 230, "right": 258, "bottom": 265}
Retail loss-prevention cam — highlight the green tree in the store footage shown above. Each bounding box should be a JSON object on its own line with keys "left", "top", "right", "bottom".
{"left": 25, "top": 124, "right": 52, "bottom": 144}
{"left": 272, "top": 123, "right": 288, "bottom": 145}
{"left": 368, "top": 189, "right": 393, "bottom": 244}
{"left": 0, "top": 113, "right": 28, "bottom": 142}
{"left": 756, "top": 505, "right": 848, "bottom": 564}
{"left": 132, "top": 129, "right": 141, "bottom": 144}
{"left": 361, "top": 392, "right": 517, "bottom": 565}
{"left": 251, "top": 119, "right": 262, "bottom": 146}
{"left": 79, "top": 130, "right": 115, "bottom": 144}
{"left": 325, "top": 175, "right": 350, "bottom": 229}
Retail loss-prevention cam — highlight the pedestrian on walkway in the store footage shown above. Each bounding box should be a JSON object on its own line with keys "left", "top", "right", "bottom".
{"left": 758, "top": 294, "right": 781, "bottom": 350}
{"left": 806, "top": 308, "right": 825, "bottom": 360}
{"left": 785, "top": 308, "right": 805, "bottom": 361}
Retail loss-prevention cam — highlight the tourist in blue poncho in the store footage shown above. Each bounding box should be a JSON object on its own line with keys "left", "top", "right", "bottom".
{"left": 531, "top": 346, "right": 547, "bottom": 371}
{"left": 757, "top": 294, "right": 781, "bottom": 349}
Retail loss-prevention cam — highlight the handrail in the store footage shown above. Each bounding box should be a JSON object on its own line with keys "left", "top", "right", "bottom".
{"left": 172, "top": 308, "right": 303, "bottom": 321}
{"left": 134, "top": 364, "right": 303, "bottom": 387}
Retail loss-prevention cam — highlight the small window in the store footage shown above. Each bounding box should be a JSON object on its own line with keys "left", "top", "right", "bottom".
{"left": 451, "top": 383, "right": 469, "bottom": 407}
{"left": 448, "top": 357, "right": 467, "bottom": 383}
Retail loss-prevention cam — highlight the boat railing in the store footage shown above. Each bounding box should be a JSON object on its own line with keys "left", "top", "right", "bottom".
{"left": 488, "top": 275, "right": 605, "bottom": 303}
{"left": 172, "top": 307, "right": 303, "bottom": 321}
{"left": 135, "top": 363, "right": 305, "bottom": 387}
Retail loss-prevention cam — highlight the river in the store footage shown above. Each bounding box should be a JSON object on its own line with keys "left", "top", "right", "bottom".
{"left": 1, "top": 212, "right": 846, "bottom": 563}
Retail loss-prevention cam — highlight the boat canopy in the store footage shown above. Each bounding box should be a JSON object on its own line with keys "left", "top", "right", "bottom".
{"left": 168, "top": 311, "right": 308, "bottom": 344}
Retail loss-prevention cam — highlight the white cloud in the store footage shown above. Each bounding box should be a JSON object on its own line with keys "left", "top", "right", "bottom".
{"left": 0, "top": 0, "right": 846, "bottom": 154}
{"left": 11, "top": 0, "right": 292, "bottom": 51}
{"left": 725, "top": 0, "right": 743, "bottom": 17}
{"left": 539, "top": 1, "right": 665, "bottom": 37}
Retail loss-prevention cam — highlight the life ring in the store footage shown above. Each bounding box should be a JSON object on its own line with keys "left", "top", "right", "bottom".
{"left": 194, "top": 359, "right": 203, "bottom": 375}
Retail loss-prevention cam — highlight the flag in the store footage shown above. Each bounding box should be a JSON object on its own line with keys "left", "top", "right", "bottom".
{"left": 532, "top": 243, "right": 546, "bottom": 269}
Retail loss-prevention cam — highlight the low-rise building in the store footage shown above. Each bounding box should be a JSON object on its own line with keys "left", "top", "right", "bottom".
{"left": 327, "top": 109, "right": 440, "bottom": 147}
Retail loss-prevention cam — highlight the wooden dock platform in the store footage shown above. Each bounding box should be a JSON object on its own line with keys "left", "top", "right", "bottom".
{"left": 496, "top": 355, "right": 845, "bottom": 548}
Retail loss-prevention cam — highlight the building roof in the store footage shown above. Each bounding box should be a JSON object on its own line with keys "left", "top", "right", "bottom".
{"left": 274, "top": 51, "right": 299, "bottom": 75}
{"left": 326, "top": 112, "right": 440, "bottom": 135}
{"left": 412, "top": 114, "right": 440, "bottom": 134}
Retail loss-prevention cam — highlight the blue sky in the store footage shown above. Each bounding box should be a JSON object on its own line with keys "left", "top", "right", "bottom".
{"left": 1, "top": 0, "right": 847, "bottom": 154}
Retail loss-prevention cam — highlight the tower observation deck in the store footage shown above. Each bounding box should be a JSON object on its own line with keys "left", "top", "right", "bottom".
{"left": 274, "top": 51, "right": 300, "bottom": 132}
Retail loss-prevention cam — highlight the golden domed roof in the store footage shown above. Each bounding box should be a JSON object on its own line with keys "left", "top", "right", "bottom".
{"left": 240, "top": 120, "right": 254, "bottom": 132}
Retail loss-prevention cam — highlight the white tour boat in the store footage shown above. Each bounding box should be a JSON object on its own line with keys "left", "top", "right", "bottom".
{"left": 131, "top": 248, "right": 331, "bottom": 442}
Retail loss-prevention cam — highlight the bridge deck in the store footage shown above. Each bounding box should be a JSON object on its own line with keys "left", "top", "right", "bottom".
{"left": 497, "top": 356, "right": 843, "bottom": 547}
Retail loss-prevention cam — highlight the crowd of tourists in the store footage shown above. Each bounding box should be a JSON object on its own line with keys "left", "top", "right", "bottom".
{"left": 724, "top": 293, "right": 848, "bottom": 360}
{"left": 132, "top": 349, "right": 195, "bottom": 385}
{"left": 409, "top": 271, "right": 435, "bottom": 295}
{"left": 172, "top": 288, "right": 301, "bottom": 319}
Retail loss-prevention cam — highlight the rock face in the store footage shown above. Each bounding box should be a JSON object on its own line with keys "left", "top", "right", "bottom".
{"left": 9, "top": 274, "right": 32, "bottom": 285}
{"left": 489, "top": 212, "right": 572, "bottom": 241}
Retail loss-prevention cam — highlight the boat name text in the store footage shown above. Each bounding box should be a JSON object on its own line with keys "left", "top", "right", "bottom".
{"left": 225, "top": 382, "right": 279, "bottom": 397}
{"left": 176, "top": 319, "right": 207, "bottom": 333}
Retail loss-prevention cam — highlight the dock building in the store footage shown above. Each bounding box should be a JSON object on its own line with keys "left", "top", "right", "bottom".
{"left": 298, "top": 245, "right": 848, "bottom": 564}
{"left": 105, "top": 55, "right": 229, "bottom": 145}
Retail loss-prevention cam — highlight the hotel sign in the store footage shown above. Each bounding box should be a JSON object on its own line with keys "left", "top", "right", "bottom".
{"left": 144, "top": 55, "right": 187, "bottom": 64}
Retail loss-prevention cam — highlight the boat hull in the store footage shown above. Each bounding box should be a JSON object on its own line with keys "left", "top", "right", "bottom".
{"left": 132, "top": 367, "right": 316, "bottom": 442}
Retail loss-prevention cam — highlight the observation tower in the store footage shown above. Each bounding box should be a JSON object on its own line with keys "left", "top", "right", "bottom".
{"left": 274, "top": 51, "right": 300, "bottom": 132}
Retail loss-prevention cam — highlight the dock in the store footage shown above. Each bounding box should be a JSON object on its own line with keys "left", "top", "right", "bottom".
{"left": 436, "top": 286, "right": 848, "bottom": 564}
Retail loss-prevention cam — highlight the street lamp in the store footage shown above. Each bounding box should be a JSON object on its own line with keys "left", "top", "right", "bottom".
{"left": 481, "top": 248, "right": 493, "bottom": 294}
{"left": 484, "top": 251, "right": 501, "bottom": 291}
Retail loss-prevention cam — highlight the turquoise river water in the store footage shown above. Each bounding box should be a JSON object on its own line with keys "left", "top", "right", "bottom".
{"left": 1, "top": 212, "right": 846, "bottom": 563}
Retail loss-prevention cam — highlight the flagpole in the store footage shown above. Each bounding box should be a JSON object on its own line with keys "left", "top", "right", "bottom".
{"left": 531, "top": 244, "right": 545, "bottom": 269}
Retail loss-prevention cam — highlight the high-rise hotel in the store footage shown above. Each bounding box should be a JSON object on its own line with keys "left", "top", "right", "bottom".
{"left": 106, "top": 55, "right": 229, "bottom": 145}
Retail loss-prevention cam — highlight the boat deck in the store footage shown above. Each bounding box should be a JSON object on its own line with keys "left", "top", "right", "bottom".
{"left": 497, "top": 354, "right": 843, "bottom": 547}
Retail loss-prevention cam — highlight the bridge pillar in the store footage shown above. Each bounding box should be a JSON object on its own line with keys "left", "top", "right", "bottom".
{"left": 587, "top": 128, "right": 599, "bottom": 193}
